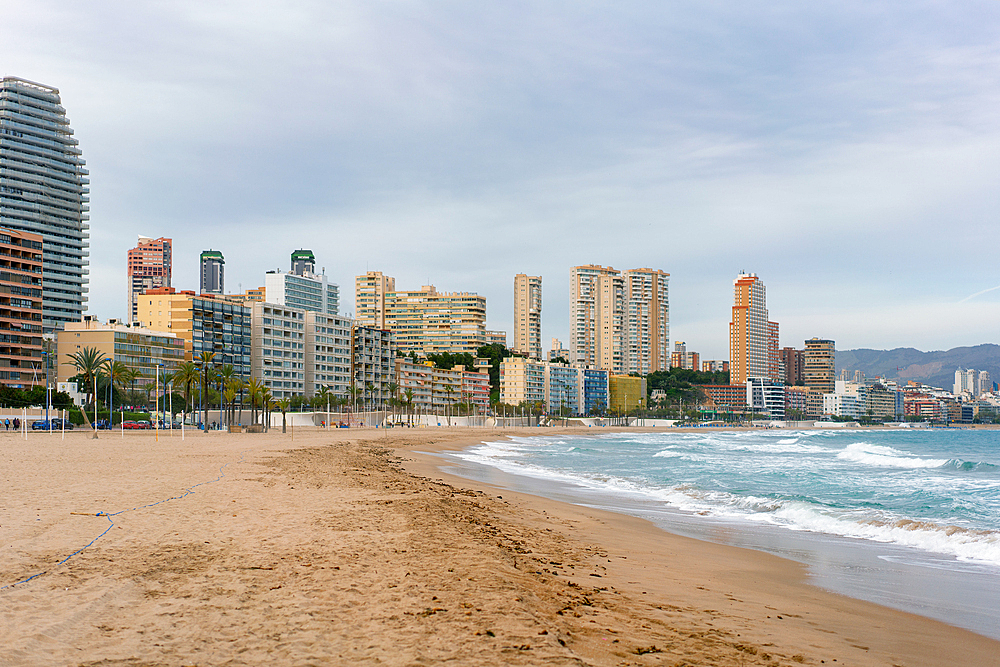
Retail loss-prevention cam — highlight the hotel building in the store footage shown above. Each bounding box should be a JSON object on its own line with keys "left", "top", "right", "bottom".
{"left": 354, "top": 273, "right": 487, "bottom": 355}
{"left": 127, "top": 236, "right": 171, "bottom": 323}
{"left": 137, "top": 288, "right": 252, "bottom": 380}
{"left": 251, "top": 302, "right": 305, "bottom": 399}
{"left": 351, "top": 326, "right": 395, "bottom": 405}
{"left": 355, "top": 271, "right": 395, "bottom": 328}
{"left": 265, "top": 249, "right": 339, "bottom": 315}
{"left": 729, "top": 273, "right": 779, "bottom": 385}
{"left": 0, "top": 228, "right": 43, "bottom": 387}
{"left": 0, "top": 77, "right": 90, "bottom": 333}
{"left": 513, "top": 274, "right": 542, "bottom": 359}
{"left": 304, "top": 311, "right": 352, "bottom": 398}
{"left": 56, "top": 318, "right": 185, "bottom": 386}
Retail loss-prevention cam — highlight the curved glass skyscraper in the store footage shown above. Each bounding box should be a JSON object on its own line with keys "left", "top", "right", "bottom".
{"left": 0, "top": 76, "right": 90, "bottom": 333}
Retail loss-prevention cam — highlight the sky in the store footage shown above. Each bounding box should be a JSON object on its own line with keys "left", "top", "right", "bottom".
{"left": 3, "top": 1, "right": 1000, "bottom": 360}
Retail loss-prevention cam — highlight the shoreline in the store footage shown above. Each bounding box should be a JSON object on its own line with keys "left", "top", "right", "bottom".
{"left": 2, "top": 426, "right": 998, "bottom": 666}
{"left": 395, "top": 426, "right": 1000, "bottom": 666}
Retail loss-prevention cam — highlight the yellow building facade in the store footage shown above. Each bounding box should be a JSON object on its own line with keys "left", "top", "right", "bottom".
{"left": 609, "top": 375, "right": 646, "bottom": 413}
{"left": 56, "top": 319, "right": 185, "bottom": 387}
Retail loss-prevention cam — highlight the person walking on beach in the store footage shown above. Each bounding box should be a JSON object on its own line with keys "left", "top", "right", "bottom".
{"left": 3, "top": 418, "right": 8, "bottom": 431}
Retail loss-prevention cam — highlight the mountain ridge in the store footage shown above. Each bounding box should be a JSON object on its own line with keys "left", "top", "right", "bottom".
{"left": 836, "top": 344, "right": 1000, "bottom": 390}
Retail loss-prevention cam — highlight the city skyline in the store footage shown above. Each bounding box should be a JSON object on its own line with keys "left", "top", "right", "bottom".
{"left": 4, "top": 4, "right": 1000, "bottom": 358}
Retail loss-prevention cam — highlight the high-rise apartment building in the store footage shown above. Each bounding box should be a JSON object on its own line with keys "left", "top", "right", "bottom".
{"left": 200, "top": 250, "right": 224, "bottom": 294}
{"left": 265, "top": 249, "right": 339, "bottom": 315}
{"left": 570, "top": 265, "right": 624, "bottom": 372}
{"left": 0, "top": 77, "right": 90, "bottom": 333}
{"left": 570, "top": 265, "right": 669, "bottom": 375}
{"left": 355, "top": 271, "right": 395, "bottom": 328}
{"left": 252, "top": 302, "right": 305, "bottom": 399}
{"left": 0, "top": 228, "right": 43, "bottom": 387}
{"left": 355, "top": 272, "right": 487, "bottom": 355}
{"left": 623, "top": 268, "right": 670, "bottom": 374}
{"left": 305, "top": 311, "right": 352, "bottom": 398}
{"left": 803, "top": 338, "right": 835, "bottom": 395}
{"left": 729, "top": 273, "right": 779, "bottom": 385}
{"left": 127, "top": 236, "right": 171, "bottom": 323}
{"left": 513, "top": 274, "right": 542, "bottom": 359}
{"left": 670, "top": 341, "right": 699, "bottom": 371}
{"left": 137, "top": 288, "right": 252, "bottom": 379}
{"left": 780, "top": 347, "right": 804, "bottom": 385}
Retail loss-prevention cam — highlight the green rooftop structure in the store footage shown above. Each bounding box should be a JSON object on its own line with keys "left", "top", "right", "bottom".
{"left": 200, "top": 249, "right": 224, "bottom": 294}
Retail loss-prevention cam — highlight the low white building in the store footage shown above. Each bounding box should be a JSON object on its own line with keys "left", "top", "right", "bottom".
{"left": 746, "top": 377, "right": 785, "bottom": 418}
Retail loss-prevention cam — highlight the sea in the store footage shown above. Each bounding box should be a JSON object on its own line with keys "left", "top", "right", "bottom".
{"left": 433, "top": 427, "right": 1000, "bottom": 640}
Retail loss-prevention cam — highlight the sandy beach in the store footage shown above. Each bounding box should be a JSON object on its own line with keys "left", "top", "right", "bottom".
{"left": 1, "top": 426, "right": 997, "bottom": 666}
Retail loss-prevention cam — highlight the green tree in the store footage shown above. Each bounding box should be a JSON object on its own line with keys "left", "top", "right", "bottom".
{"left": 174, "top": 362, "right": 199, "bottom": 422}
{"left": 64, "top": 347, "right": 107, "bottom": 408}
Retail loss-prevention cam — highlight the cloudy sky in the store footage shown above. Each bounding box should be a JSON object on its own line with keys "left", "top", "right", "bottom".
{"left": 4, "top": 1, "right": 999, "bottom": 359}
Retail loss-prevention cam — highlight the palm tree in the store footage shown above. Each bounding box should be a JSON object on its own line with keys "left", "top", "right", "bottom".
{"left": 196, "top": 351, "right": 217, "bottom": 430}
{"left": 260, "top": 388, "right": 273, "bottom": 432}
{"left": 65, "top": 347, "right": 106, "bottom": 407}
{"left": 174, "top": 362, "right": 199, "bottom": 425}
{"left": 246, "top": 378, "right": 263, "bottom": 428}
{"left": 404, "top": 387, "right": 414, "bottom": 425}
{"left": 102, "top": 360, "right": 128, "bottom": 426}
{"left": 277, "top": 397, "right": 290, "bottom": 433}
{"left": 218, "top": 364, "right": 236, "bottom": 427}
{"left": 223, "top": 383, "right": 237, "bottom": 430}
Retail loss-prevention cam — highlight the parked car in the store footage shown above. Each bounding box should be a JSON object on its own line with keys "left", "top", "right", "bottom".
{"left": 135, "top": 420, "right": 153, "bottom": 429}
{"left": 121, "top": 421, "right": 140, "bottom": 429}
{"left": 31, "top": 418, "right": 74, "bottom": 431}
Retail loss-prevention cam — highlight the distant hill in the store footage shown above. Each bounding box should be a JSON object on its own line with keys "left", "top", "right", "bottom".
{"left": 836, "top": 344, "right": 1000, "bottom": 390}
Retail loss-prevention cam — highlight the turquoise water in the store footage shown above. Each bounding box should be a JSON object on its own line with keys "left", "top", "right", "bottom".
{"left": 445, "top": 428, "right": 1000, "bottom": 637}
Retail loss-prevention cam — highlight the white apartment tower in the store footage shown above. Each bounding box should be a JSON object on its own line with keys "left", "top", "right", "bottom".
{"left": 570, "top": 265, "right": 624, "bottom": 373}
{"left": 623, "top": 268, "right": 669, "bottom": 374}
{"left": 513, "top": 274, "right": 542, "bottom": 359}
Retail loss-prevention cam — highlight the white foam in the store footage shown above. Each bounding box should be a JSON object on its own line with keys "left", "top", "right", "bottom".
{"left": 837, "top": 443, "right": 949, "bottom": 469}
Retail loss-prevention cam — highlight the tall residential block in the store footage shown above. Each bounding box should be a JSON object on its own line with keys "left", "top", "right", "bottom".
{"left": 0, "top": 77, "right": 90, "bottom": 333}
{"left": 252, "top": 302, "right": 305, "bottom": 399}
{"left": 670, "top": 341, "right": 699, "bottom": 371}
{"left": 570, "top": 265, "right": 669, "bottom": 375}
{"left": 0, "top": 228, "right": 43, "bottom": 387}
{"left": 305, "top": 312, "right": 352, "bottom": 398}
{"left": 623, "top": 268, "right": 670, "bottom": 374}
{"left": 127, "top": 236, "right": 171, "bottom": 323}
{"left": 265, "top": 249, "right": 339, "bottom": 315}
{"left": 138, "top": 288, "right": 252, "bottom": 380}
{"left": 513, "top": 274, "right": 542, "bottom": 359}
{"left": 570, "top": 265, "right": 624, "bottom": 372}
{"left": 803, "top": 338, "right": 835, "bottom": 396}
{"left": 780, "top": 346, "right": 804, "bottom": 385}
{"left": 200, "top": 250, "right": 224, "bottom": 294}
{"left": 729, "top": 273, "right": 779, "bottom": 385}
{"left": 355, "top": 271, "right": 395, "bottom": 328}
{"left": 357, "top": 272, "right": 487, "bottom": 355}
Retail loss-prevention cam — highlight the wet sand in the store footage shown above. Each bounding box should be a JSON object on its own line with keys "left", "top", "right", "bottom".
{"left": 1, "top": 426, "right": 996, "bottom": 666}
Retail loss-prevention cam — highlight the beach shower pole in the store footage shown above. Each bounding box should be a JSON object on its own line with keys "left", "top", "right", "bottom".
{"left": 155, "top": 364, "right": 160, "bottom": 442}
